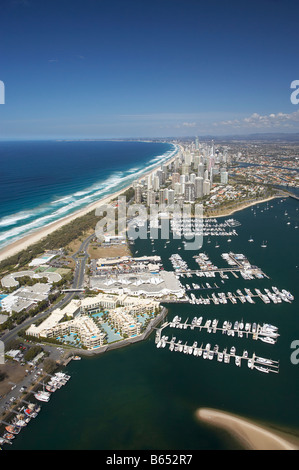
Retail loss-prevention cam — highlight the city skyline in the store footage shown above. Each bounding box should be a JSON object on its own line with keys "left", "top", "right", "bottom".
{"left": 1, "top": 0, "right": 299, "bottom": 139}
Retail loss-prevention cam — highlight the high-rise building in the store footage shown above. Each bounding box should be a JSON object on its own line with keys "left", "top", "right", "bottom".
{"left": 135, "top": 184, "right": 142, "bottom": 204}
{"left": 147, "top": 189, "right": 156, "bottom": 206}
{"left": 208, "top": 140, "right": 215, "bottom": 171}
{"left": 174, "top": 158, "right": 180, "bottom": 171}
{"left": 159, "top": 189, "right": 164, "bottom": 205}
{"left": 198, "top": 163, "right": 204, "bottom": 178}
{"left": 156, "top": 169, "right": 165, "bottom": 186}
{"left": 189, "top": 173, "right": 196, "bottom": 184}
{"left": 185, "top": 182, "right": 195, "bottom": 202}
{"left": 184, "top": 153, "right": 192, "bottom": 166}
{"left": 163, "top": 188, "right": 168, "bottom": 203}
{"left": 180, "top": 175, "right": 186, "bottom": 195}
{"left": 147, "top": 174, "right": 152, "bottom": 189}
{"left": 220, "top": 170, "right": 228, "bottom": 185}
{"left": 172, "top": 172, "right": 180, "bottom": 188}
{"left": 181, "top": 163, "right": 190, "bottom": 176}
{"left": 168, "top": 189, "right": 175, "bottom": 205}
{"left": 193, "top": 154, "right": 200, "bottom": 169}
{"left": 153, "top": 175, "right": 160, "bottom": 191}
{"left": 195, "top": 176, "right": 204, "bottom": 199}
{"left": 203, "top": 179, "right": 210, "bottom": 196}
{"left": 174, "top": 182, "right": 182, "bottom": 196}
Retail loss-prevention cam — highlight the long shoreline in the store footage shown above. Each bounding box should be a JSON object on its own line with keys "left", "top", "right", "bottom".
{"left": 204, "top": 194, "right": 285, "bottom": 219}
{"left": 0, "top": 185, "right": 285, "bottom": 264}
{"left": 196, "top": 408, "right": 299, "bottom": 450}
{"left": 0, "top": 144, "right": 180, "bottom": 263}
{"left": 0, "top": 141, "right": 288, "bottom": 264}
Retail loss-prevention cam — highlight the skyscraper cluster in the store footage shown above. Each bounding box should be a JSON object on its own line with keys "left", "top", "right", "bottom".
{"left": 135, "top": 139, "right": 229, "bottom": 207}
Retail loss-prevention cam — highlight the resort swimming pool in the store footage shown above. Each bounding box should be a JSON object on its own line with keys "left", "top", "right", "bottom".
{"left": 56, "top": 333, "right": 81, "bottom": 346}
{"left": 101, "top": 323, "right": 123, "bottom": 342}
{"left": 0, "top": 294, "right": 8, "bottom": 309}
{"left": 91, "top": 312, "right": 103, "bottom": 319}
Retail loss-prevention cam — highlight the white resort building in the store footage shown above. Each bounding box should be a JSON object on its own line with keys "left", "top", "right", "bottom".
{"left": 26, "top": 293, "right": 160, "bottom": 349}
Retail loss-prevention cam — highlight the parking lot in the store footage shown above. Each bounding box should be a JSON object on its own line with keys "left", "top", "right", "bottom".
{"left": 0, "top": 344, "right": 67, "bottom": 415}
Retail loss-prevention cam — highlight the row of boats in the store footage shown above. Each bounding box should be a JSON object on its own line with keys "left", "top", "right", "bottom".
{"left": 0, "top": 372, "right": 71, "bottom": 448}
{"left": 170, "top": 218, "right": 241, "bottom": 238}
{"left": 169, "top": 251, "right": 266, "bottom": 283}
{"left": 169, "top": 253, "right": 189, "bottom": 272}
{"left": 180, "top": 269, "right": 264, "bottom": 280}
{"left": 156, "top": 335, "right": 279, "bottom": 374}
{"left": 188, "top": 287, "right": 294, "bottom": 305}
{"left": 34, "top": 372, "right": 71, "bottom": 402}
{"left": 168, "top": 315, "right": 279, "bottom": 343}
{"left": 0, "top": 403, "right": 41, "bottom": 445}
{"left": 182, "top": 271, "right": 219, "bottom": 278}
{"left": 194, "top": 252, "right": 218, "bottom": 271}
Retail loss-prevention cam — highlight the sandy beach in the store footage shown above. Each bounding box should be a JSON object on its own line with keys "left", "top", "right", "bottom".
{"left": 0, "top": 141, "right": 285, "bottom": 264}
{"left": 196, "top": 408, "right": 299, "bottom": 450}
{"left": 204, "top": 194, "right": 285, "bottom": 219}
{"left": 0, "top": 146, "right": 180, "bottom": 263}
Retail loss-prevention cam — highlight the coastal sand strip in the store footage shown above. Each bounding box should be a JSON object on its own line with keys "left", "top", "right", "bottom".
{"left": 0, "top": 143, "right": 285, "bottom": 263}
{"left": 196, "top": 408, "right": 299, "bottom": 450}
{"left": 0, "top": 146, "right": 180, "bottom": 263}
{"left": 0, "top": 186, "right": 132, "bottom": 263}
{"left": 204, "top": 195, "right": 284, "bottom": 219}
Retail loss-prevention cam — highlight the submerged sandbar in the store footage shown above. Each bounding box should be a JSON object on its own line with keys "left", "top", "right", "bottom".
{"left": 196, "top": 408, "right": 299, "bottom": 450}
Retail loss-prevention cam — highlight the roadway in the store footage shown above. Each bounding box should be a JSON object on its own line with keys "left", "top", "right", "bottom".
{"left": 1, "top": 233, "right": 94, "bottom": 347}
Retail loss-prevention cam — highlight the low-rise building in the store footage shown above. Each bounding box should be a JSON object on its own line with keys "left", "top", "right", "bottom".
{"left": 109, "top": 307, "right": 142, "bottom": 337}
{"left": 80, "top": 293, "right": 119, "bottom": 312}
{"left": 26, "top": 300, "right": 81, "bottom": 338}
{"left": 26, "top": 293, "right": 158, "bottom": 347}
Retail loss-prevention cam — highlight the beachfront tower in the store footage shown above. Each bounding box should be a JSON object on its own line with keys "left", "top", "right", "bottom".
{"left": 195, "top": 176, "right": 204, "bottom": 199}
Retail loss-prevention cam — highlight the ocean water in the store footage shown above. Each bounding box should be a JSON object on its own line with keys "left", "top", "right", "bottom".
{"left": 0, "top": 140, "right": 177, "bottom": 251}
{"left": 7, "top": 195, "right": 299, "bottom": 450}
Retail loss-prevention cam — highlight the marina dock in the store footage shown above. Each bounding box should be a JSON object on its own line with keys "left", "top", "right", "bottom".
{"left": 170, "top": 251, "right": 269, "bottom": 281}
{"left": 0, "top": 372, "right": 71, "bottom": 448}
{"left": 186, "top": 286, "right": 294, "bottom": 306}
{"left": 154, "top": 316, "right": 280, "bottom": 374}
{"left": 157, "top": 317, "right": 280, "bottom": 344}
{"left": 155, "top": 331, "right": 279, "bottom": 374}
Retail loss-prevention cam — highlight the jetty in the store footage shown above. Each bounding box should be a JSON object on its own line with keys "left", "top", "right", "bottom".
{"left": 155, "top": 331, "right": 279, "bottom": 374}
{"left": 154, "top": 315, "right": 280, "bottom": 374}
{"left": 156, "top": 317, "right": 280, "bottom": 344}
{"left": 187, "top": 286, "right": 294, "bottom": 306}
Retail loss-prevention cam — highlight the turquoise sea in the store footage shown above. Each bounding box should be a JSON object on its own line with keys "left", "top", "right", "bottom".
{"left": 0, "top": 140, "right": 177, "bottom": 251}
{"left": 7, "top": 194, "right": 299, "bottom": 450}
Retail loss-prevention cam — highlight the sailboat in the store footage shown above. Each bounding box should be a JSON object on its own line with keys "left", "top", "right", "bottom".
{"left": 261, "top": 240, "right": 267, "bottom": 248}
{"left": 248, "top": 236, "right": 254, "bottom": 242}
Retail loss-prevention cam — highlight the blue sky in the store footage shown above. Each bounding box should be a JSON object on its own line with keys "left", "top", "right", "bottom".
{"left": 1, "top": 0, "right": 299, "bottom": 139}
